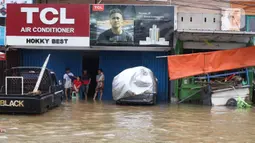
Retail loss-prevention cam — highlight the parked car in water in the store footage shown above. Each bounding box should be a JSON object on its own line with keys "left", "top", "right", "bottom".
{"left": 116, "top": 79, "right": 158, "bottom": 105}
{"left": 112, "top": 66, "right": 158, "bottom": 105}
{"left": 0, "top": 67, "right": 63, "bottom": 114}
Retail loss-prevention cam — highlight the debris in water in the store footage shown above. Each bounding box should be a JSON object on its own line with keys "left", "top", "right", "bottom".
{"left": 237, "top": 96, "right": 252, "bottom": 109}
{"left": 0, "top": 128, "right": 6, "bottom": 133}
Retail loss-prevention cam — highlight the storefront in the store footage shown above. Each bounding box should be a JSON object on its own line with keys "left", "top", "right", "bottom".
{"left": 231, "top": 0, "right": 255, "bottom": 103}
{"left": 173, "top": 10, "right": 255, "bottom": 103}
{"left": 0, "top": 0, "right": 34, "bottom": 87}
{"left": 6, "top": 4, "right": 175, "bottom": 102}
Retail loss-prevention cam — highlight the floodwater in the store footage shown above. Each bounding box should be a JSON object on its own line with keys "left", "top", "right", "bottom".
{"left": 1, "top": 99, "right": 255, "bottom": 143}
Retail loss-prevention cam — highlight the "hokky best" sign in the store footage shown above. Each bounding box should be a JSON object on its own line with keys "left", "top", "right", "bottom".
{"left": 6, "top": 4, "right": 90, "bottom": 47}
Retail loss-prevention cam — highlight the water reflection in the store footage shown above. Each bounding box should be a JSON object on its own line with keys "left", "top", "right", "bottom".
{"left": 113, "top": 110, "right": 155, "bottom": 142}
{"left": 0, "top": 102, "right": 255, "bottom": 142}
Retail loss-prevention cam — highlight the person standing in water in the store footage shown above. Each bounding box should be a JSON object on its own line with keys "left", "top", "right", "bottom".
{"left": 63, "top": 68, "right": 74, "bottom": 100}
{"left": 81, "top": 70, "right": 91, "bottom": 100}
{"left": 73, "top": 76, "right": 82, "bottom": 98}
{"left": 93, "top": 69, "right": 105, "bottom": 100}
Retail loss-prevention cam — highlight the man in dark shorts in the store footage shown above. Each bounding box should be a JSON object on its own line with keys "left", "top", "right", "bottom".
{"left": 80, "top": 70, "right": 91, "bottom": 100}
{"left": 97, "top": 8, "right": 133, "bottom": 45}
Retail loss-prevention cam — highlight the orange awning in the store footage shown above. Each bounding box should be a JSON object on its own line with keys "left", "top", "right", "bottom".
{"left": 168, "top": 46, "right": 255, "bottom": 80}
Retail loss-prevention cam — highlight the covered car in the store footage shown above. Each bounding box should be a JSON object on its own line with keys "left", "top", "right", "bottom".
{"left": 112, "top": 66, "right": 157, "bottom": 105}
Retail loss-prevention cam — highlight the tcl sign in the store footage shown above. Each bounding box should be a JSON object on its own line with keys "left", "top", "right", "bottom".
{"left": 21, "top": 7, "right": 75, "bottom": 25}
{"left": 92, "top": 4, "right": 104, "bottom": 11}
{"left": 6, "top": 4, "right": 90, "bottom": 47}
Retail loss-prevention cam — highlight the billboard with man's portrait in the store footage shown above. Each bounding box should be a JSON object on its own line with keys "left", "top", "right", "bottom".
{"left": 90, "top": 4, "right": 175, "bottom": 47}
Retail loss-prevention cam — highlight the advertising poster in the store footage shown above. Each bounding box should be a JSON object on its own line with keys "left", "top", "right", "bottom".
{"left": 90, "top": 4, "right": 174, "bottom": 47}
{"left": 221, "top": 8, "right": 246, "bottom": 31}
{"left": 0, "top": 0, "right": 33, "bottom": 17}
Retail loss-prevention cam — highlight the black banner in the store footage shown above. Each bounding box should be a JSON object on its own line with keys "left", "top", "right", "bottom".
{"left": 90, "top": 5, "right": 175, "bottom": 47}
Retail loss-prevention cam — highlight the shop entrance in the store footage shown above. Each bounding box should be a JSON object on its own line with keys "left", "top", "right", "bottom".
{"left": 82, "top": 51, "right": 99, "bottom": 100}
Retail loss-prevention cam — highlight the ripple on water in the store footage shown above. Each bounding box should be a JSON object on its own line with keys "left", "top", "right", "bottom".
{"left": 62, "top": 126, "right": 71, "bottom": 129}
{"left": 42, "top": 131, "right": 56, "bottom": 134}
{"left": 51, "top": 135, "right": 66, "bottom": 137}
{"left": 15, "top": 135, "right": 29, "bottom": 137}
{"left": 104, "top": 134, "right": 115, "bottom": 138}
{"left": 0, "top": 136, "right": 8, "bottom": 139}
{"left": 9, "top": 127, "right": 18, "bottom": 130}
{"left": 1, "top": 102, "right": 255, "bottom": 142}
{"left": 73, "top": 132, "right": 95, "bottom": 136}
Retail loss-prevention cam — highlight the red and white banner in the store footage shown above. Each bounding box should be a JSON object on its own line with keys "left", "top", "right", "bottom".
{"left": 0, "top": 52, "right": 6, "bottom": 61}
{"left": 6, "top": 4, "right": 90, "bottom": 47}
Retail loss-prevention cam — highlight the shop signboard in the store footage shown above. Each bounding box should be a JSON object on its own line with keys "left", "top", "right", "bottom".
{"left": 0, "top": 0, "right": 33, "bottom": 17}
{"left": 6, "top": 4, "right": 90, "bottom": 47}
{"left": 90, "top": 4, "right": 175, "bottom": 47}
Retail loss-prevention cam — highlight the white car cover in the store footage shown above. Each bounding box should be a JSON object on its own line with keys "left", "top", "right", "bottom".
{"left": 112, "top": 66, "right": 157, "bottom": 101}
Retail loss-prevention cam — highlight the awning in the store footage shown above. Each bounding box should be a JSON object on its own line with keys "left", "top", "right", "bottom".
{"left": 177, "top": 29, "right": 255, "bottom": 43}
{"left": 0, "top": 52, "right": 6, "bottom": 61}
{"left": 167, "top": 46, "right": 255, "bottom": 80}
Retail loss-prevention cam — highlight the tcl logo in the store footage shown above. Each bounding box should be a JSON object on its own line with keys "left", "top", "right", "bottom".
{"left": 21, "top": 7, "right": 75, "bottom": 25}
{"left": 92, "top": 4, "right": 104, "bottom": 11}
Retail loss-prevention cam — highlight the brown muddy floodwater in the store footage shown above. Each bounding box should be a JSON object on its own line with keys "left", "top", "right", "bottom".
{"left": 1, "top": 99, "right": 255, "bottom": 143}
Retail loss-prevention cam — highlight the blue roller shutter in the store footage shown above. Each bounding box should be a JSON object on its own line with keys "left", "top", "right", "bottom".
{"left": 99, "top": 51, "right": 169, "bottom": 102}
{"left": 21, "top": 49, "right": 83, "bottom": 82}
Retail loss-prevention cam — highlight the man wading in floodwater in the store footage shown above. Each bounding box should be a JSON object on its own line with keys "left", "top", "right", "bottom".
{"left": 93, "top": 69, "right": 105, "bottom": 101}
{"left": 80, "top": 70, "right": 91, "bottom": 100}
{"left": 63, "top": 68, "right": 74, "bottom": 100}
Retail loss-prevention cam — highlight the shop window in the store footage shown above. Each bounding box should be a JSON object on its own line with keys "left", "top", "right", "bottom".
{"left": 0, "top": 17, "right": 5, "bottom": 26}
{"left": 248, "top": 16, "right": 255, "bottom": 32}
